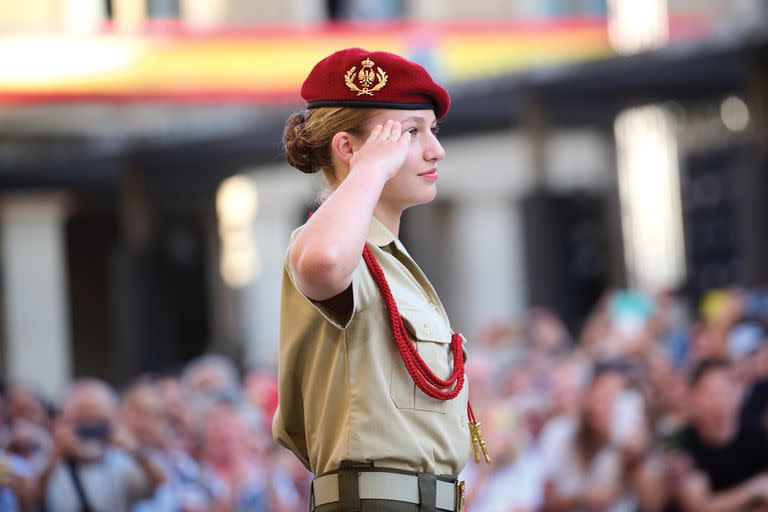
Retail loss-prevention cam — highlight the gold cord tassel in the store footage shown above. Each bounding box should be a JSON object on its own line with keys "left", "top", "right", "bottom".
{"left": 469, "top": 420, "right": 491, "bottom": 464}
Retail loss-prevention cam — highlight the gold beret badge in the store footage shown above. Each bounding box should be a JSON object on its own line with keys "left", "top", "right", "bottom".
{"left": 344, "top": 57, "right": 388, "bottom": 96}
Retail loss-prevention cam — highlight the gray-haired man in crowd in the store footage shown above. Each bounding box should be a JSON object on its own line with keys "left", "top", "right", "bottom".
{"left": 40, "top": 379, "right": 165, "bottom": 512}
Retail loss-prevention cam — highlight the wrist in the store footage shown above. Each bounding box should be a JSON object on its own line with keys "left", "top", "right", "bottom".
{"left": 125, "top": 443, "right": 147, "bottom": 459}
{"left": 129, "top": 445, "right": 150, "bottom": 463}
{"left": 348, "top": 162, "right": 393, "bottom": 185}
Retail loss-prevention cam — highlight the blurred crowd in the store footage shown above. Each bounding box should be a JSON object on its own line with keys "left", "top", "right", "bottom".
{"left": 0, "top": 357, "right": 311, "bottom": 511}
{"left": 4, "top": 287, "right": 768, "bottom": 511}
{"left": 462, "top": 287, "right": 768, "bottom": 512}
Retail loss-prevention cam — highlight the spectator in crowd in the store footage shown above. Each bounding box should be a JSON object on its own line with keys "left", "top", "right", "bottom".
{"left": 548, "top": 355, "right": 590, "bottom": 420}
{"left": 4, "top": 418, "right": 52, "bottom": 475}
{"left": 527, "top": 308, "right": 571, "bottom": 357}
{"left": 0, "top": 448, "right": 35, "bottom": 512}
{"left": 182, "top": 355, "right": 241, "bottom": 404}
{"left": 7, "top": 384, "right": 50, "bottom": 430}
{"left": 467, "top": 399, "right": 547, "bottom": 512}
{"left": 188, "top": 395, "right": 299, "bottom": 511}
{"left": 121, "top": 380, "right": 170, "bottom": 454}
{"left": 648, "top": 347, "right": 689, "bottom": 440}
{"left": 155, "top": 372, "right": 201, "bottom": 461}
{"left": 731, "top": 320, "right": 768, "bottom": 434}
{"left": 539, "top": 361, "right": 656, "bottom": 512}
{"left": 40, "top": 378, "right": 165, "bottom": 512}
{"left": 672, "top": 358, "right": 768, "bottom": 511}
{"left": 273, "top": 449, "right": 312, "bottom": 512}
{"left": 200, "top": 402, "right": 279, "bottom": 511}
{"left": 0, "top": 381, "right": 35, "bottom": 511}
{"left": 123, "top": 379, "right": 216, "bottom": 512}
{"left": 243, "top": 366, "right": 279, "bottom": 434}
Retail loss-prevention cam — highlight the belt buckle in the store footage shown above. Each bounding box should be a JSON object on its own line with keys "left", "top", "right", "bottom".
{"left": 455, "top": 480, "right": 466, "bottom": 512}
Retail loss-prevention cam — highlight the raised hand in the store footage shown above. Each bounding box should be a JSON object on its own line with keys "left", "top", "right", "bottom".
{"left": 349, "top": 120, "right": 411, "bottom": 181}
{"left": 52, "top": 418, "right": 80, "bottom": 459}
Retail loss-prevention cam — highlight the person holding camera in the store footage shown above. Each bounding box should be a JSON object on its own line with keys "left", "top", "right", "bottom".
{"left": 38, "top": 379, "right": 164, "bottom": 512}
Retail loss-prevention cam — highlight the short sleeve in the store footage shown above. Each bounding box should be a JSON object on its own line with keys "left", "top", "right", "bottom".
{"left": 284, "top": 248, "right": 371, "bottom": 331}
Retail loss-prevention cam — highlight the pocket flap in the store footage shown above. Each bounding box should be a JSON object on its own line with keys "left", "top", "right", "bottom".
{"left": 399, "top": 306, "right": 452, "bottom": 343}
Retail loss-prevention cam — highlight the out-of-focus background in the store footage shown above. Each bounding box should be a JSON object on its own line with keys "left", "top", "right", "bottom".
{"left": 1, "top": 0, "right": 768, "bottom": 511}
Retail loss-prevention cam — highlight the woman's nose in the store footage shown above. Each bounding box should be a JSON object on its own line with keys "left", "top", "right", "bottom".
{"left": 425, "top": 136, "right": 445, "bottom": 162}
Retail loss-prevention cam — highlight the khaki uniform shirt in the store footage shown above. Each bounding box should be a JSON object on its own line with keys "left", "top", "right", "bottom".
{"left": 272, "top": 216, "right": 471, "bottom": 476}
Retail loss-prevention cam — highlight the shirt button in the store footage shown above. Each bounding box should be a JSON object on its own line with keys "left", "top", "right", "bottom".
{"left": 424, "top": 326, "right": 431, "bottom": 335}
{"left": 460, "top": 416, "right": 467, "bottom": 428}
{"left": 430, "top": 303, "right": 437, "bottom": 311}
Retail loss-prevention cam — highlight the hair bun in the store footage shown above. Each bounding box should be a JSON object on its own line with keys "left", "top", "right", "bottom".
{"left": 283, "top": 111, "right": 318, "bottom": 174}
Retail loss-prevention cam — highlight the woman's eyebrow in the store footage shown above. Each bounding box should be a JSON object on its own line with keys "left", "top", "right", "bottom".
{"left": 399, "top": 116, "right": 439, "bottom": 129}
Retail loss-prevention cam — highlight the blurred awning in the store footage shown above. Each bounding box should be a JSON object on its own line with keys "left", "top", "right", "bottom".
{"left": 448, "top": 28, "right": 768, "bottom": 129}
{"left": 0, "top": 19, "right": 613, "bottom": 103}
{"left": 0, "top": 15, "right": 717, "bottom": 104}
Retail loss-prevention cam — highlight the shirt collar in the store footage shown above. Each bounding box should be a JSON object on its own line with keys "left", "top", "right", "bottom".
{"left": 367, "top": 215, "right": 396, "bottom": 247}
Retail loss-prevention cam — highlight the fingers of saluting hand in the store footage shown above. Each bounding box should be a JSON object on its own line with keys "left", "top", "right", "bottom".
{"left": 389, "top": 121, "right": 404, "bottom": 142}
{"left": 378, "top": 119, "right": 395, "bottom": 141}
{"left": 369, "top": 120, "right": 408, "bottom": 143}
{"left": 367, "top": 123, "right": 384, "bottom": 142}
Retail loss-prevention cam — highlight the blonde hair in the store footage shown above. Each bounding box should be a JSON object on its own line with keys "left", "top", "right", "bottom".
{"left": 283, "top": 107, "right": 374, "bottom": 197}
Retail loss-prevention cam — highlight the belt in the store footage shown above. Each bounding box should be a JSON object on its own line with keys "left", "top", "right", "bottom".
{"left": 312, "top": 471, "right": 466, "bottom": 511}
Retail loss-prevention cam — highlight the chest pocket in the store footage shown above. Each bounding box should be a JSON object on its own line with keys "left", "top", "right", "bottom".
{"left": 390, "top": 306, "right": 453, "bottom": 413}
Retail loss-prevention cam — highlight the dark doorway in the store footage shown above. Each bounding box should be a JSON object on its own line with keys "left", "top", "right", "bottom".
{"left": 66, "top": 206, "right": 119, "bottom": 381}
{"left": 66, "top": 198, "right": 210, "bottom": 386}
{"left": 109, "top": 212, "right": 210, "bottom": 384}
{"left": 521, "top": 191, "right": 612, "bottom": 335}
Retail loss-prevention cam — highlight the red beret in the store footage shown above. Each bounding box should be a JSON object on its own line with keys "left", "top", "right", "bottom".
{"left": 301, "top": 47, "right": 450, "bottom": 120}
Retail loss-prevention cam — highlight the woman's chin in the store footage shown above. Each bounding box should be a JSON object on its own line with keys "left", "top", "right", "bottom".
{"left": 415, "top": 185, "right": 438, "bottom": 205}
{"left": 393, "top": 185, "right": 438, "bottom": 210}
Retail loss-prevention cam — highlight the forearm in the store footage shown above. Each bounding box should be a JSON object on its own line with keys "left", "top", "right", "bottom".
{"left": 17, "top": 486, "right": 41, "bottom": 512}
{"left": 291, "top": 164, "right": 388, "bottom": 300}
{"left": 130, "top": 450, "right": 165, "bottom": 490}
{"left": 541, "top": 482, "right": 590, "bottom": 512}
{"left": 541, "top": 495, "right": 582, "bottom": 512}
{"left": 682, "top": 483, "right": 758, "bottom": 512}
{"left": 33, "top": 452, "right": 61, "bottom": 509}
{"left": 629, "top": 457, "right": 665, "bottom": 512}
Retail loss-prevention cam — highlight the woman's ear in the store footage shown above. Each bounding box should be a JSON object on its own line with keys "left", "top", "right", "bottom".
{"left": 330, "top": 131, "right": 357, "bottom": 164}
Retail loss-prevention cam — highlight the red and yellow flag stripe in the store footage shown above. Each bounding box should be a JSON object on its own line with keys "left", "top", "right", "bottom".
{"left": 0, "top": 16, "right": 705, "bottom": 103}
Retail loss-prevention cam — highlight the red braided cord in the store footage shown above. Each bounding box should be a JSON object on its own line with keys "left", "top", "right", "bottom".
{"left": 305, "top": 212, "right": 469, "bottom": 408}
{"left": 467, "top": 400, "right": 477, "bottom": 424}
{"left": 362, "top": 244, "right": 465, "bottom": 400}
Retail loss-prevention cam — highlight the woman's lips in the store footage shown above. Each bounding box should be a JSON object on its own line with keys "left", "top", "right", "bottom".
{"left": 418, "top": 168, "right": 438, "bottom": 181}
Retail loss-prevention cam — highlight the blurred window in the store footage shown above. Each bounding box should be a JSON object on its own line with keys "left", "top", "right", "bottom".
{"left": 544, "top": 0, "right": 607, "bottom": 16}
{"left": 147, "top": 0, "right": 180, "bottom": 18}
{"left": 326, "top": 0, "right": 405, "bottom": 20}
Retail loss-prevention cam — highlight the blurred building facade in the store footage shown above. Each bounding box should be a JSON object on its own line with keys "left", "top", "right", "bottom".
{"left": 0, "top": 0, "right": 767, "bottom": 397}
{"left": 0, "top": 0, "right": 763, "bottom": 30}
